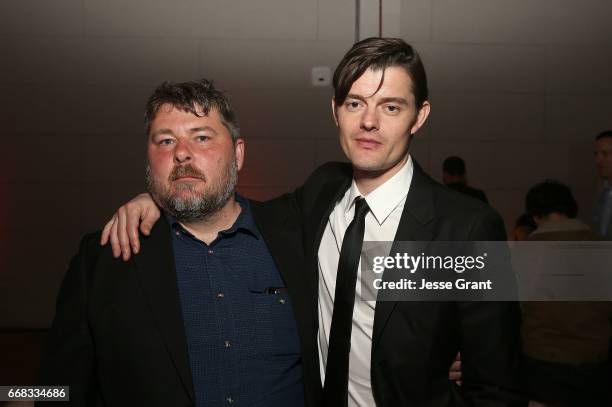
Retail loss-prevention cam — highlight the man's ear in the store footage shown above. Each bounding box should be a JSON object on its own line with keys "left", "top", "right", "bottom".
{"left": 410, "top": 101, "right": 431, "bottom": 135}
{"left": 331, "top": 98, "right": 339, "bottom": 127}
{"left": 235, "top": 138, "right": 245, "bottom": 171}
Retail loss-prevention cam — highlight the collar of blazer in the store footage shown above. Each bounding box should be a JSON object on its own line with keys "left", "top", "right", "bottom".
{"left": 132, "top": 218, "right": 195, "bottom": 403}
{"left": 311, "top": 158, "right": 437, "bottom": 246}
{"left": 392, "top": 158, "right": 436, "bottom": 242}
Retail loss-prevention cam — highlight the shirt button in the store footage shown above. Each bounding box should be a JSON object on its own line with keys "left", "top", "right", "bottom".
{"left": 216, "top": 292, "right": 225, "bottom": 299}
{"left": 224, "top": 340, "right": 231, "bottom": 348}
{"left": 226, "top": 396, "right": 234, "bottom": 404}
{"left": 175, "top": 231, "right": 180, "bottom": 236}
{"left": 208, "top": 249, "right": 214, "bottom": 255}
{"left": 278, "top": 298, "right": 286, "bottom": 305}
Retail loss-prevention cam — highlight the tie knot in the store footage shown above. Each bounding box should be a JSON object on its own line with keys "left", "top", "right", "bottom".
{"left": 353, "top": 196, "right": 370, "bottom": 220}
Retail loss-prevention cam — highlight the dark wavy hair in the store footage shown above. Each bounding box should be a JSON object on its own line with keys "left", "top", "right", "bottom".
{"left": 525, "top": 180, "right": 578, "bottom": 219}
{"left": 333, "top": 37, "right": 428, "bottom": 108}
{"left": 144, "top": 79, "right": 240, "bottom": 142}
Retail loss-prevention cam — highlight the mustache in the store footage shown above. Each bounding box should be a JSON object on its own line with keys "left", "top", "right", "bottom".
{"left": 169, "top": 165, "right": 206, "bottom": 181}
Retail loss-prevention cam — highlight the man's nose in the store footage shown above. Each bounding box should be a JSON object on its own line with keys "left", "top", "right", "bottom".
{"left": 174, "top": 139, "right": 192, "bottom": 163}
{"left": 360, "top": 107, "right": 379, "bottom": 131}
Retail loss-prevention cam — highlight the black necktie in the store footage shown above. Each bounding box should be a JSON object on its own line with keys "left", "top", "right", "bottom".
{"left": 323, "top": 196, "right": 370, "bottom": 407}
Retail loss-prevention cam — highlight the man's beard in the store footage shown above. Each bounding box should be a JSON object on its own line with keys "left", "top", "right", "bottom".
{"left": 146, "top": 159, "right": 238, "bottom": 223}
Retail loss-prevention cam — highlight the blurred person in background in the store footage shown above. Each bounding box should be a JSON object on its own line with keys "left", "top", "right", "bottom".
{"left": 442, "top": 156, "right": 488, "bottom": 203}
{"left": 521, "top": 180, "right": 612, "bottom": 407}
{"left": 593, "top": 130, "right": 612, "bottom": 239}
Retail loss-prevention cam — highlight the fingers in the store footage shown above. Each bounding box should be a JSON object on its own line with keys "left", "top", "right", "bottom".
{"left": 125, "top": 202, "right": 141, "bottom": 255}
{"left": 109, "top": 215, "right": 121, "bottom": 258}
{"left": 449, "top": 371, "right": 462, "bottom": 381}
{"left": 140, "top": 204, "right": 160, "bottom": 237}
{"left": 449, "top": 360, "right": 461, "bottom": 379}
{"left": 100, "top": 215, "right": 115, "bottom": 246}
{"left": 116, "top": 206, "right": 132, "bottom": 261}
{"left": 102, "top": 192, "right": 159, "bottom": 261}
{"left": 129, "top": 192, "right": 159, "bottom": 252}
{"left": 449, "top": 352, "right": 462, "bottom": 384}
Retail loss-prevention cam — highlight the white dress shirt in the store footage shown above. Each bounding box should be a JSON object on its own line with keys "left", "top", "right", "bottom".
{"left": 317, "top": 155, "right": 414, "bottom": 407}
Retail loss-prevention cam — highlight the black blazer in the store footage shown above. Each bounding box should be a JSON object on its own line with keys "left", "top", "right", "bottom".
{"left": 38, "top": 198, "right": 321, "bottom": 407}
{"left": 293, "top": 160, "right": 524, "bottom": 407}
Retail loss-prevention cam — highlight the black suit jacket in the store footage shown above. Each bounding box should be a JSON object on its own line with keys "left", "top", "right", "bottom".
{"left": 293, "top": 160, "right": 524, "bottom": 407}
{"left": 38, "top": 198, "right": 321, "bottom": 407}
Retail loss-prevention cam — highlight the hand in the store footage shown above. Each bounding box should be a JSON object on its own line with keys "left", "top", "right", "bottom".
{"left": 100, "top": 193, "right": 161, "bottom": 261}
{"left": 449, "top": 352, "right": 462, "bottom": 385}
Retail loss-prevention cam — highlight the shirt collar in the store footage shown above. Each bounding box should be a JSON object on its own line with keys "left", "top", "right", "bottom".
{"left": 345, "top": 154, "right": 413, "bottom": 225}
{"left": 166, "top": 193, "right": 260, "bottom": 240}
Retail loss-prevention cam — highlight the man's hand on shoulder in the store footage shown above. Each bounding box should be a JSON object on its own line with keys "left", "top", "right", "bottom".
{"left": 449, "top": 352, "right": 462, "bottom": 385}
{"left": 100, "top": 193, "right": 161, "bottom": 261}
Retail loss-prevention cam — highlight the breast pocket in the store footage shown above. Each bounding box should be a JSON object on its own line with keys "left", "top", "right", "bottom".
{"left": 247, "top": 284, "right": 301, "bottom": 357}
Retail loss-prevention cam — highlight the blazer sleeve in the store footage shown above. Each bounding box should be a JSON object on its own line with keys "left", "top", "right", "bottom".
{"left": 37, "top": 234, "right": 100, "bottom": 406}
{"left": 456, "top": 210, "right": 526, "bottom": 407}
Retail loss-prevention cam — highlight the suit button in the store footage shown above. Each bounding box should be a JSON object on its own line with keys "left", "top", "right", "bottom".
{"left": 226, "top": 396, "right": 234, "bottom": 404}
{"left": 224, "top": 340, "right": 231, "bottom": 348}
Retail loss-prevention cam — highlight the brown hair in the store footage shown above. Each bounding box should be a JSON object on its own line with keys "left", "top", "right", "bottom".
{"left": 333, "top": 37, "right": 428, "bottom": 108}
{"left": 144, "top": 79, "right": 240, "bottom": 142}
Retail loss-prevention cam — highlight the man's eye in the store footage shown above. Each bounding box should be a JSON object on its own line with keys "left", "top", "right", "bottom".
{"left": 195, "top": 135, "right": 210, "bottom": 142}
{"left": 346, "top": 101, "right": 361, "bottom": 111}
{"left": 158, "top": 139, "right": 174, "bottom": 146}
{"left": 385, "top": 105, "right": 400, "bottom": 113}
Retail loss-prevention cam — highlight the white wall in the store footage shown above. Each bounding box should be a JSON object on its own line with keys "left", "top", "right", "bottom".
{"left": 0, "top": 0, "right": 610, "bottom": 326}
{"left": 395, "top": 0, "right": 612, "bottom": 234}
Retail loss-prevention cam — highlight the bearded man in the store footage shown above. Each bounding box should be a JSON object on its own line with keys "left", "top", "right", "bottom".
{"left": 38, "top": 79, "right": 318, "bottom": 407}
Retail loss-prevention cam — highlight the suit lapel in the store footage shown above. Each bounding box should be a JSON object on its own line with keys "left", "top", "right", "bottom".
{"left": 132, "top": 219, "right": 195, "bottom": 403}
{"left": 372, "top": 160, "right": 436, "bottom": 347}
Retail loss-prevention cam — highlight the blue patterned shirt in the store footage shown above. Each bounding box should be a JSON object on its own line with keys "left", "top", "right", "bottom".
{"left": 169, "top": 195, "right": 304, "bottom": 407}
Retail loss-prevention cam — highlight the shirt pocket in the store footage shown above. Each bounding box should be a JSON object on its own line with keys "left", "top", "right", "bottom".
{"left": 247, "top": 283, "right": 301, "bottom": 358}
